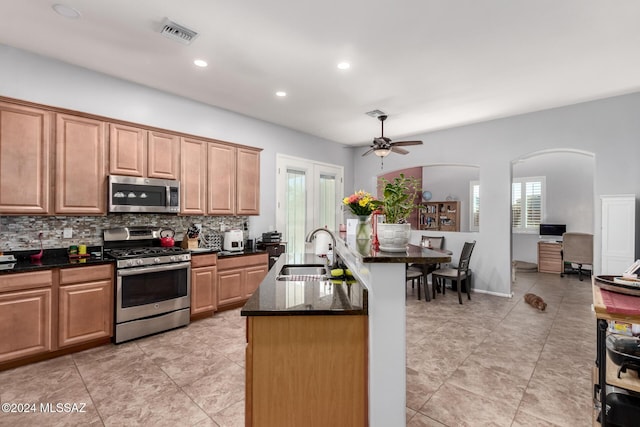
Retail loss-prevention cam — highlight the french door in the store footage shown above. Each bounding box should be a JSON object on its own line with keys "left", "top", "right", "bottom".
{"left": 276, "top": 155, "right": 344, "bottom": 256}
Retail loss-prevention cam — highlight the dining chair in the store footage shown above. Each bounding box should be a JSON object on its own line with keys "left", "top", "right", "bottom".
{"left": 431, "top": 240, "right": 476, "bottom": 304}
{"left": 406, "top": 236, "right": 445, "bottom": 301}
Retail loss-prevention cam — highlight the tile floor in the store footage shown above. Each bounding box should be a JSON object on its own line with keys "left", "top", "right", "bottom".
{"left": 0, "top": 271, "right": 595, "bottom": 426}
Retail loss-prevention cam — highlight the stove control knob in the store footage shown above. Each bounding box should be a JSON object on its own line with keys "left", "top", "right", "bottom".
{"left": 170, "top": 256, "right": 177, "bottom": 262}
{"left": 127, "top": 260, "right": 135, "bottom": 267}
{"left": 137, "top": 259, "right": 144, "bottom": 265}
{"left": 154, "top": 257, "right": 161, "bottom": 264}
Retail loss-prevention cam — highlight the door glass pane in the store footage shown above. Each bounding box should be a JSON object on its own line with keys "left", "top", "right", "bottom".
{"left": 319, "top": 174, "right": 336, "bottom": 231}
{"left": 121, "top": 269, "right": 188, "bottom": 308}
{"left": 286, "top": 169, "right": 306, "bottom": 255}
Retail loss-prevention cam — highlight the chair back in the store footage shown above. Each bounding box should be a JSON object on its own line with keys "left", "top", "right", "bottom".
{"left": 421, "top": 235, "right": 444, "bottom": 249}
{"left": 457, "top": 241, "right": 476, "bottom": 272}
{"left": 562, "top": 232, "right": 593, "bottom": 265}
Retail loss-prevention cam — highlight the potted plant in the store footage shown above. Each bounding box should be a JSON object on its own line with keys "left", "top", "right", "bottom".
{"left": 371, "top": 174, "right": 420, "bottom": 252}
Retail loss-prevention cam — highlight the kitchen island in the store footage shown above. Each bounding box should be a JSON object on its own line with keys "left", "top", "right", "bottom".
{"left": 242, "top": 236, "right": 450, "bottom": 427}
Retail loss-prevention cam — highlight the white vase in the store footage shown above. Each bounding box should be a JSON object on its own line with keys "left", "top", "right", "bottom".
{"left": 377, "top": 223, "right": 411, "bottom": 252}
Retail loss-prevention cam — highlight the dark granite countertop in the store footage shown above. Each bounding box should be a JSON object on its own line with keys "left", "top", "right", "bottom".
{"left": 241, "top": 253, "right": 367, "bottom": 317}
{"left": 338, "top": 233, "right": 452, "bottom": 264}
{"left": 0, "top": 247, "right": 113, "bottom": 275}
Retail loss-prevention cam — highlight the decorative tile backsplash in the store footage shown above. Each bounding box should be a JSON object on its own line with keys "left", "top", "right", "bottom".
{"left": 0, "top": 214, "right": 248, "bottom": 252}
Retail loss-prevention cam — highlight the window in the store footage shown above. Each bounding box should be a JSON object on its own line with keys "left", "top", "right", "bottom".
{"left": 512, "top": 176, "right": 545, "bottom": 233}
{"left": 469, "top": 181, "right": 480, "bottom": 232}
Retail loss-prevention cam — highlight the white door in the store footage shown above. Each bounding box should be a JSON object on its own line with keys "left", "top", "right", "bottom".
{"left": 601, "top": 194, "right": 636, "bottom": 274}
{"left": 276, "top": 155, "right": 344, "bottom": 256}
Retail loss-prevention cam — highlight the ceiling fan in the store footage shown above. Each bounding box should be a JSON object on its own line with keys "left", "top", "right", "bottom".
{"left": 362, "top": 115, "right": 423, "bottom": 160}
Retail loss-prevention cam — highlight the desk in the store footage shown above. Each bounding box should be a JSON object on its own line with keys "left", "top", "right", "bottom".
{"left": 537, "top": 241, "right": 562, "bottom": 273}
{"left": 592, "top": 282, "right": 640, "bottom": 426}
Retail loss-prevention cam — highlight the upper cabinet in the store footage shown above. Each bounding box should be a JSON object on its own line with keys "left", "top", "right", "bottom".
{"left": 236, "top": 147, "right": 260, "bottom": 215}
{"left": 55, "top": 114, "right": 107, "bottom": 215}
{"left": 181, "top": 138, "right": 261, "bottom": 216}
{"left": 180, "top": 137, "right": 208, "bottom": 215}
{"left": 148, "top": 131, "right": 180, "bottom": 180}
{"left": 0, "top": 102, "right": 52, "bottom": 214}
{"left": 109, "top": 125, "right": 180, "bottom": 180}
{"left": 109, "top": 123, "right": 146, "bottom": 177}
{"left": 208, "top": 142, "right": 236, "bottom": 215}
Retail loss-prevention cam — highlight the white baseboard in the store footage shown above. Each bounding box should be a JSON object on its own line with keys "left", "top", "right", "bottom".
{"left": 472, "top": 289, "right": 513, "bottom": 298}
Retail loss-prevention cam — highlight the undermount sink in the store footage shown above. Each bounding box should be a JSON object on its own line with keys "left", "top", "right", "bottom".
{"left": 277, "top": 264, "right": 328, "bottom": 280}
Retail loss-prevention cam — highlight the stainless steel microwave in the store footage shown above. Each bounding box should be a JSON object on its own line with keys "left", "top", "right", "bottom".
{"left": 109, "top": 175, "right": 180, "bottom": 213}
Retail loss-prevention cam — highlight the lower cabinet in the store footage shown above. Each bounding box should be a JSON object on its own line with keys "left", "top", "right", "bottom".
{"left": 191, "top": 253, "right": 218, "bottom": 317}
{"left": 58, "top": 264, "right": 113, "bottom": 348}
{"left": 246, "top": 315, "right": 368, "bottom": 426}
{"left": 0, "top": 270, "right": 53, "bottom": 363}
{"left": 218, "top": 253, "right": 268, "bottom": 309}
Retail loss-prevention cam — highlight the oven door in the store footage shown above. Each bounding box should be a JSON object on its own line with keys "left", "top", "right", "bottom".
{"left": 116, "top": 262, "right": 191, "bottom": 323}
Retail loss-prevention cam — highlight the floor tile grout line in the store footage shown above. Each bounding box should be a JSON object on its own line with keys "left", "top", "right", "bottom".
{"left": 71, "top": 353, "right": 107, "bottom": 427}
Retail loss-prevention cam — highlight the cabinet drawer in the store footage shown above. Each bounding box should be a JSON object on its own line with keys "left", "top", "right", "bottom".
{"left": 218, "top": 253, "right": 268, "bottom": 271}
{"left": 59, "top": 264, "right": 113, "bottom": 285}
{"left": 191, "top": 253, "right": 217, "bottom": 268}
{"left": 0, "top": 270, "right": 53, "bottom": 292}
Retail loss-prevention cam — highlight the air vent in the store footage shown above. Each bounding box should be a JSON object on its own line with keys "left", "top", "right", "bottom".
{"left": 160, "top": 18, "right": 199, "bottom": 45}
{"left": 365, "top": 109, "right": 386, "bottom": 118}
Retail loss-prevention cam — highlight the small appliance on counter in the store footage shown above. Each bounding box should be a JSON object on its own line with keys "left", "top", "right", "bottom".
{"left": 262, "top": 231, "right": 282, "bottom": 243}
{"left": 223, "top": 230, "right": 244, "bottom": 252}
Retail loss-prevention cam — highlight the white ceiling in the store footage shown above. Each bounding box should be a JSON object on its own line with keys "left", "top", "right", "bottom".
{"left": 2, "top": 0, "right": 640, "bottom": 145}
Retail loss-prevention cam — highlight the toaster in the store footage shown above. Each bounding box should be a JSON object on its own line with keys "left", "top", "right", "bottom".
{"left": 223, "top": 230, "right": 244, "bottom": 252}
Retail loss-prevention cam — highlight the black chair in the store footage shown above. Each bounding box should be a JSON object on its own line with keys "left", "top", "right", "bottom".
{"left": 406, "top": 236, "right": 445, "bottom": 301}
{"left": 431, "top": 241, "right": 476, "bottom": 304}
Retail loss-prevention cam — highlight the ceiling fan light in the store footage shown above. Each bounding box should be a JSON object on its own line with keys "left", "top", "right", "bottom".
{"left": 374, "top": 148, "right": 391, "bottom": 157}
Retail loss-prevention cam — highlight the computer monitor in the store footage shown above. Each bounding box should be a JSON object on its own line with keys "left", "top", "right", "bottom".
{"left": 539, "top": 223, "right": 566, "bottom": 237}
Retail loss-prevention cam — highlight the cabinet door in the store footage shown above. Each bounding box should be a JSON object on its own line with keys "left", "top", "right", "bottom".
{"left": 218, "top": 268, "right": 244, "bottom": 306}
{"left": 191, "top": 265, "right": 217, "bottom": 315}
{"left": 207, "top": 142, "right": 236, "bottom": 215}
{"left": 109, "top": 123, "right": 146, "bottom": 177}
{"left": 0, "top": 102, "right": 51, "bottom": 214}
{"left": 236, "top": 147, "right": 260, "bottom": 215}
{"left": 180, "top": 137, "right": 207, "bottom": 215}
{"left": 245, "top": 264, "right": 268, "bottom": 298}
{"left": 0, "top": 288, "right": 52, "bottom": 362}
{"left": 58, "top": 279, "right": 113, "bottom": 347}
{"left": 55, "top": 114, "right": 107, "bottom": 214}
{"left": 602, "top": 195, "right": 636, "bottom": 275}
{"left": 148, "top": 131, "right": 180, "bottom": 179}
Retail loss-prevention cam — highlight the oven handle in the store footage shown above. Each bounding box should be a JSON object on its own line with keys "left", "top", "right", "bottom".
{"left": 117, "top": 261, "right": 191, "bottom": 276}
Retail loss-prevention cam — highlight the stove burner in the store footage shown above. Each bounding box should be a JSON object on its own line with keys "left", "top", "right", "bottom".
{"left": 105, "top": 246, "right": 188, "bottom": 259}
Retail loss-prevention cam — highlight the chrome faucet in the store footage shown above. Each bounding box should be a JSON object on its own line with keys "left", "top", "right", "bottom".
{"left": 305, "top": 228, "right": 338, "bottom": 268}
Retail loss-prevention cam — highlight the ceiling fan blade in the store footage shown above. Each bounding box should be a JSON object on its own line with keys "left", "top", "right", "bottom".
{"left": 391, "top": 146, "right": 409, "bottom": 155}
{"left": 390, "top": 140, "right": 423, "bottom": 147}
{"left": 362, "top": 148, "right": 375, "bottom": 156}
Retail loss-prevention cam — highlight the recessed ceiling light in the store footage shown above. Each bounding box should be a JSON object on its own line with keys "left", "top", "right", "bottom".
{"left": 275, "top": 91, "right": 287, "bottom": 97}
{"left": 337, "top": 62, "right": 351, "bottom": 70}
{"left": 52, "top": 4, "right": 81, "bottom": 19}
{"left": 193, "top": 59, "right": 208, "bottom": 68}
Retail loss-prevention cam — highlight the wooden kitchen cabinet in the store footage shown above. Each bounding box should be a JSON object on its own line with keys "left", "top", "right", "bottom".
{"left": 109, "top": 123, "right": 146, "bottom": 177}
{"left": 148, "top": 130, "right": 180, "bottom": 179}
{"left": 538, "top": 241, "right": 563, "bottom": 274}
{"left": 180, "top": 136, "right": 208, "bottom": 215}
{"left": 58, "top": 264, "right": 113, "bottom": 348}
{"left": 0, "top": 102, "right": 52, "bottom": 214}
{"left": 237, "top": 147, "right": 261, "bottom": 215}
{"left": 217, "top": 253, "right": 268, "bottom": 309}
{"left": 207, "top": 142, "right": 236, "bottom": 215}
{"left": 191, "top": 253, "right": 218, "bottom": 318}
{"left": 109, "top": 125, "right": 181, "bottom": 180}
{"left": 55, "top": 113, "right": 107, "bottom": 214}
{"left": 246, "top": 315, "right": 368, "bottom": 427}
{"left": 0, "top": 271, "right": 53, "bottom": 363}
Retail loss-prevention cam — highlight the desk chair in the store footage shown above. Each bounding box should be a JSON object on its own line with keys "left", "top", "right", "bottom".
{"left": 432, "top": 241, "right": 476, "bottom": 304}
{"left": 561, "top": 232, "right": 593, "bottom": 281}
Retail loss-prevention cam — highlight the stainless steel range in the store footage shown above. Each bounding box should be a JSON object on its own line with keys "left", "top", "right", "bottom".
{"left": 104, "top": 227, "right": 191, "bottom": 343}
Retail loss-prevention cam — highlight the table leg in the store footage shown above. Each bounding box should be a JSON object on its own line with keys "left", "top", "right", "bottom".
{"left": 597, "top": 318, "right": 608, "bottom": 427}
